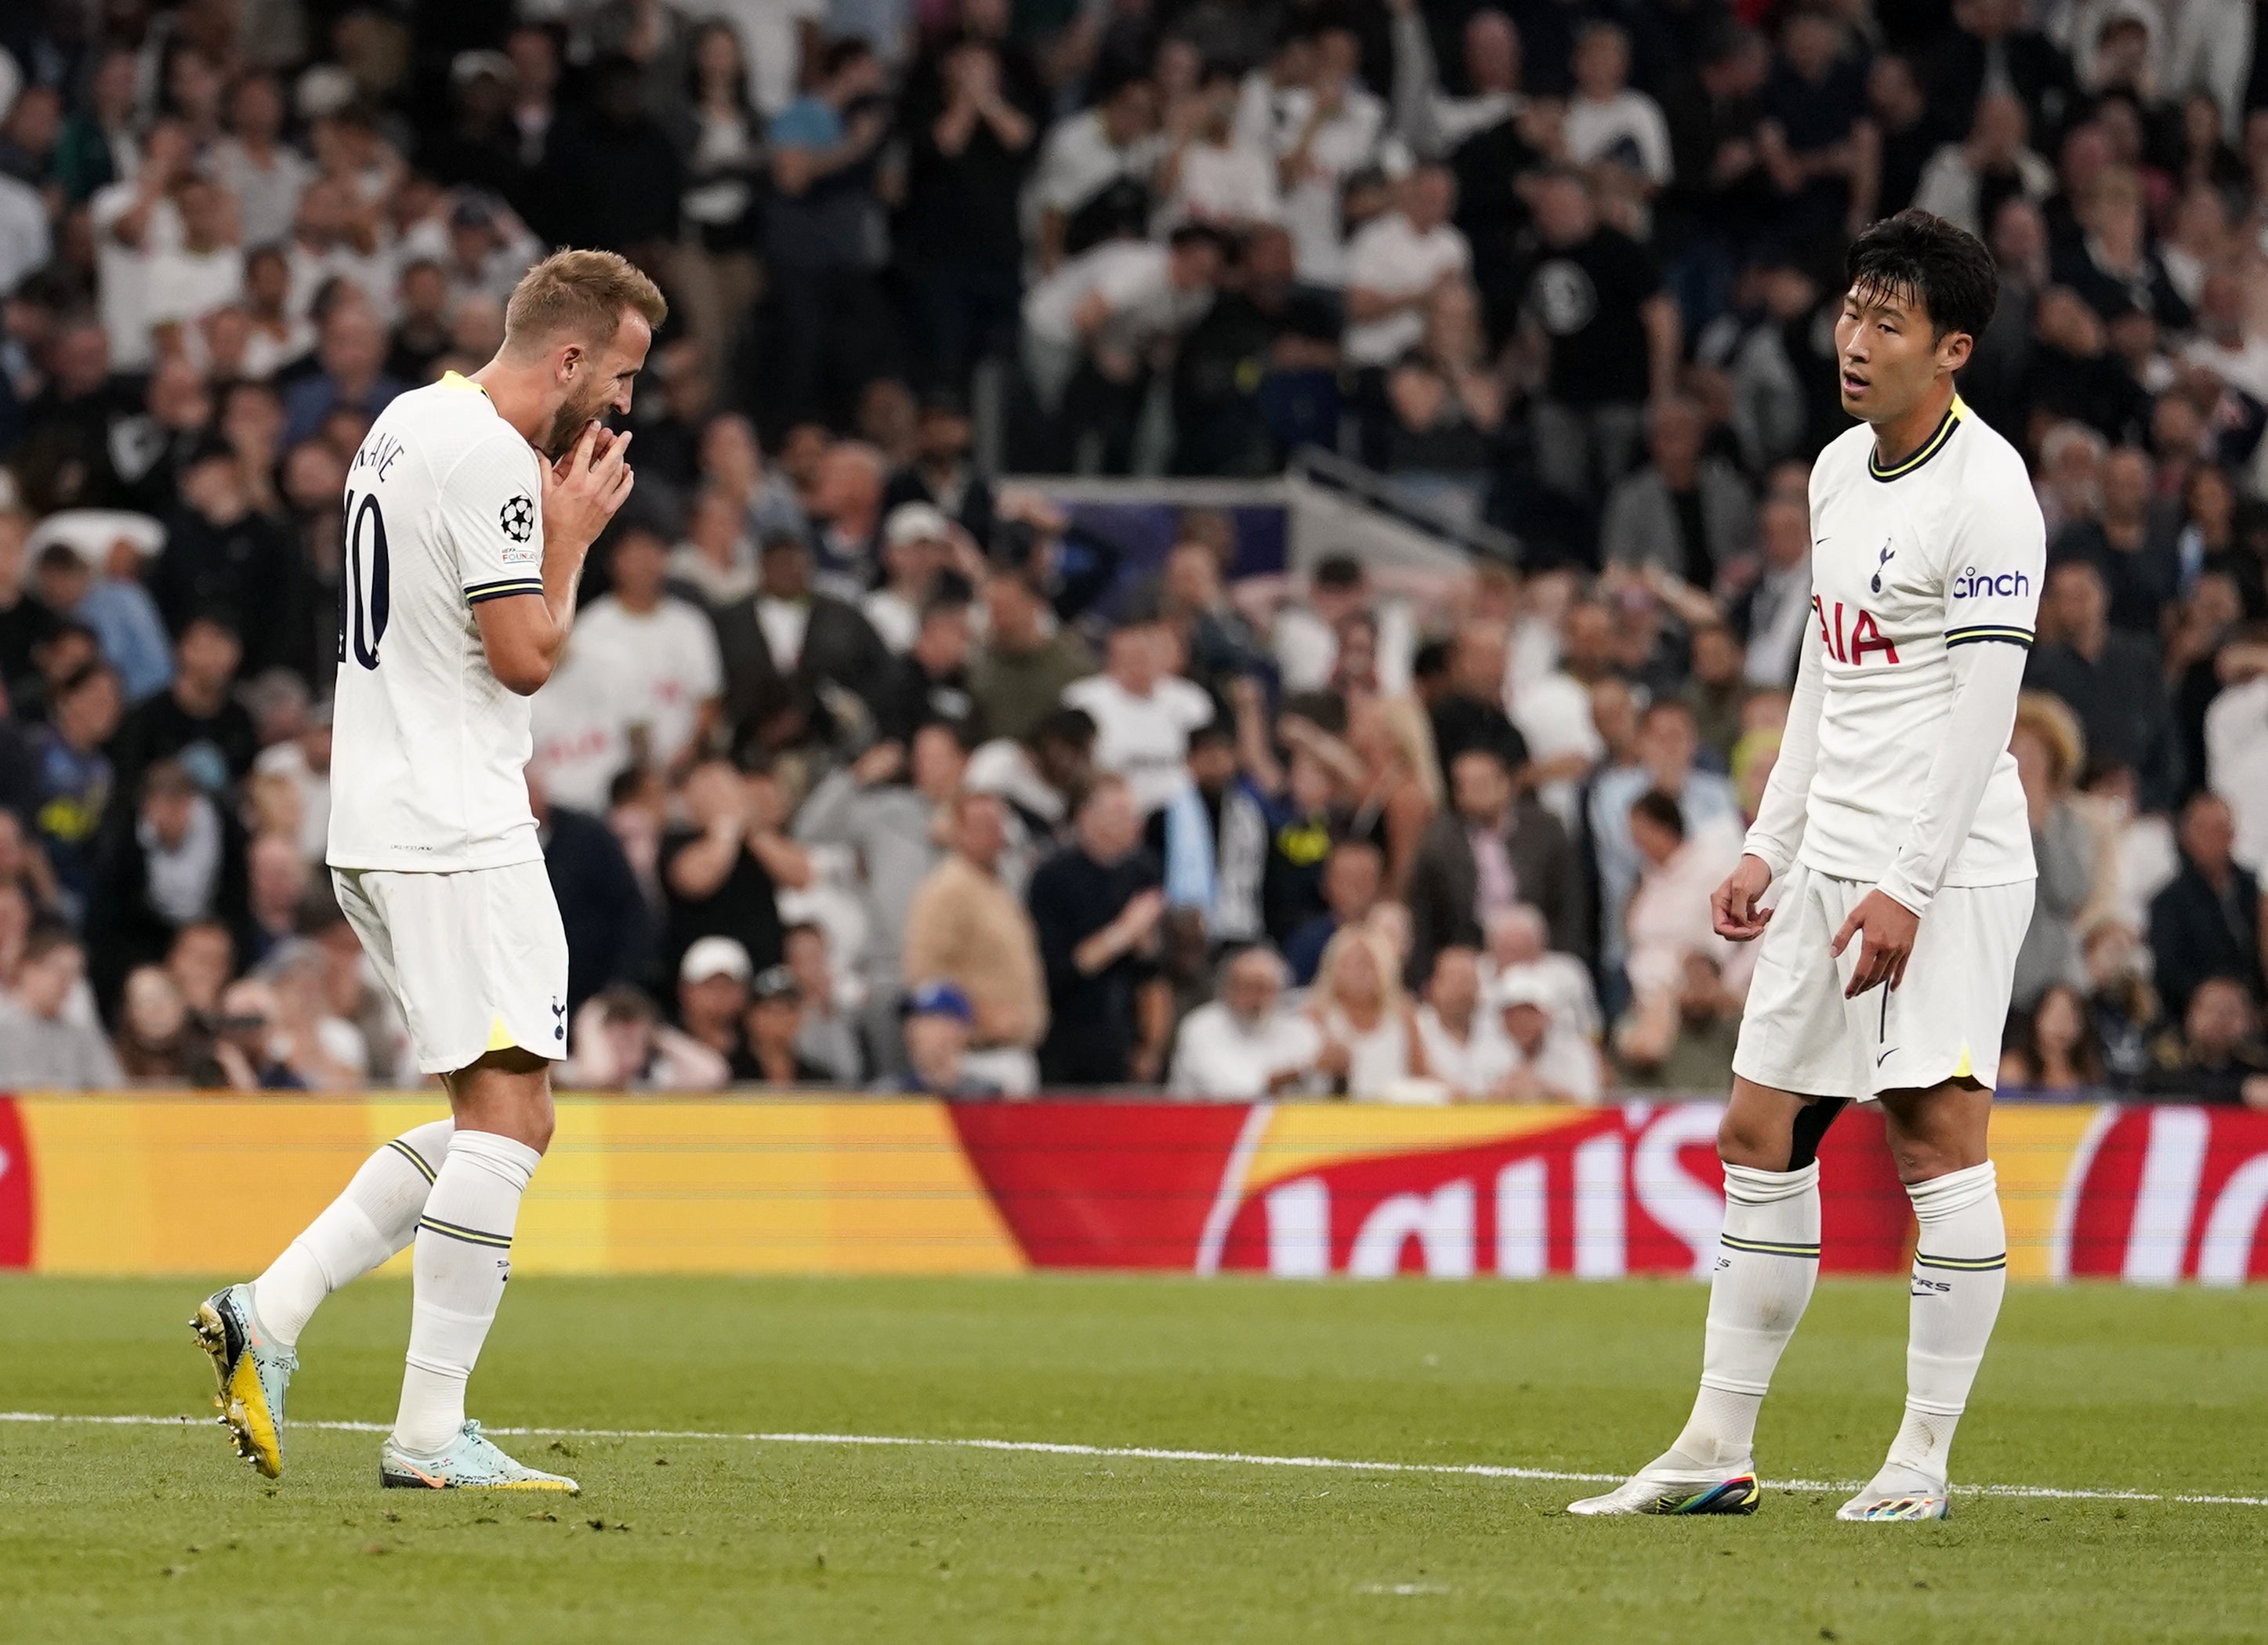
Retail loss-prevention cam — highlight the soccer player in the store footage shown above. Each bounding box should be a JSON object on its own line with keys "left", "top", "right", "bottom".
{"left": 192, "top": 250, "right": 661, "bottom": 1492}
{"left": 1571, "top": 211, "right": 2042, "bottom": 1523}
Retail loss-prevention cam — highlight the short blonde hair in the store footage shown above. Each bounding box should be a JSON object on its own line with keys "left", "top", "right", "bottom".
{"left": 503, "top": 248, "right": 667, "bottom": 359}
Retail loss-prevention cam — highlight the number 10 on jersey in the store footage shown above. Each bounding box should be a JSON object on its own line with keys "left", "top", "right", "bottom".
{"left": 339, "top": 491, "right": 390, "bottom": 670}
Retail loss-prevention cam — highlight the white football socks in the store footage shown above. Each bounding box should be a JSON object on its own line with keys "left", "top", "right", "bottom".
{"left": 250, "top": 1120, "right": 455, "bottom": 1350}
{"left": 393, "top": 1129, "right": 542, "bottom": 1457}
{"left": 1661, "top": 1160, "right": 1822, "bottom": 1473}
{"left": 1882, "top": 1160, "right": 2005, "bottom": 1485}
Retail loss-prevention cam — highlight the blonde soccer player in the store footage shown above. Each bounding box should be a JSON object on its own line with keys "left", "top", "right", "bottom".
{"left": 194, "top": 250, "right": 661, "bottom": 1492}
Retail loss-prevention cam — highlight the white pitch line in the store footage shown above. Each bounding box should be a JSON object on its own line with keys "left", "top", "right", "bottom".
{"left": 5, "top": 1411, "right": 2263, "bottom": 1509}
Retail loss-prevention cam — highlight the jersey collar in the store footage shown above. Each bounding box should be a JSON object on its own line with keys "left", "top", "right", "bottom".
{"left": 440, "top": 369, "right": 494, "bottom": 403}
{"left": 1868, "top": 394, "right": 1965, "bottom": 483}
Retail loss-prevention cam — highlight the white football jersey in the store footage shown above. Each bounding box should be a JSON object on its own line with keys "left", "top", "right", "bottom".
{"left": 328, "top": 372, "right": 549, "bottom": 871}
{"left": 1780, "top": 394, "right": 2042, "bottom": 887}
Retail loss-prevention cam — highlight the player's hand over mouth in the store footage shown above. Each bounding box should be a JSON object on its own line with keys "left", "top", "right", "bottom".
{"left": 541, "top": 423, "right": 635, "bottom": 556}
{"left": 1709, "top": 854, "right": 1776, "bottom": 941}
{"left": 1831, "top": 889, "right": 1919, "bottom": 998}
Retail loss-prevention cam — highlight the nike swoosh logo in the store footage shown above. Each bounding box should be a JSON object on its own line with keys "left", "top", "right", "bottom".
{"left": 1876, "top": 1047, "right": 1897, "bottom": 1065}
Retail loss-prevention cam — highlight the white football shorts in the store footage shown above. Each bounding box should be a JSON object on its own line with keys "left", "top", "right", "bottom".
{"left": 1730, "top": 864, "right": 2034, "bottom": 1101}
{"left": 332, "top": 860, "right": 570, "bottom": 1075}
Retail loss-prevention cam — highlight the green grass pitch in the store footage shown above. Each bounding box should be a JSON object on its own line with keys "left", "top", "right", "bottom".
{"left": 2, "top": 1274, "right": 2263, "bottom": 1643}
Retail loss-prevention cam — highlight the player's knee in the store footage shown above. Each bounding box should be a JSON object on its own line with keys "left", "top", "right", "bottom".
{"left": 1715, "top": 1106, "right": 1788, "bottom": 1172}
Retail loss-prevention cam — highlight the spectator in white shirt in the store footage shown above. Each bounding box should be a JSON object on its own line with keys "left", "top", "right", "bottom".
{"left": 1063, "top": 617, "right": 1216, "bottom": 817}
{"left": 1270, "top": 26, "right": 1394, "bottom": 285}
{"left": 1561, "top": 23, "right": 1672, "bottom": 201}
{"left": 1414, "top": 944, "right": 1514, "bottom": 1099}
{"left": 865, "top": 502, "right": 951, "bottom": 653}
{"left": 1168, "top": 944, "right": 1321, "bottom": 1097}
{"left": 1342, "top": 165, "right": 1472, "bottom": 368}
{"left": 147, "top": 176, "right": 245, "bottom": 356}
{"left": 90, "top": 120, "right": 194, "bottom": 371}
{"left": 1020, "top": 226, "right": 1225, "bottom": 420}
{"left": 1028, "top": 75, "right": 1165, "bottom": 275}
{"left": 2205, "top": 645, "right": 2268, "bottom": 873}
{"left": 572, "top": 524, "right": 726, "bottom": 781}
{"left": 0, "top": 165, "right": 50, "bottom": 298}
{"left": 1622, "top": 786, "right": 1748, "bottom": 1002}
{"left": 1493, "top": 969, "right": 1604, "bottom": 1103}
{"left": 1154, "top": 67, "right": 1280, "bottom": 234}
{"left": 1482, "top": 901, "right": 1601, "bottom": 1042}
{"left": 207, "top": 73, "right": 313, "bottom": 249}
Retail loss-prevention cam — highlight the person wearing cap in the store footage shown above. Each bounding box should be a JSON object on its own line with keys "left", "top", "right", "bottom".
{"left": 864, "top": 502, "right": 953, "bottom": 654}
{"left": 889, "top": 979, "right": 1005, "bottom": 1096}
{"left": 676, "top": 934, "right": 756, "bottom": 1069}
{"left": 735, "top": 964, "right": 834, "bottom": 1085}
{"left": 902, "top": 788, "right": 1048, "bottom": 1092}
{"left": 1491, "top": 968, "right": 1603, "bottom": 1103}
{"left": 1166, "top": 944, "right": 1320, "bottom": 1099}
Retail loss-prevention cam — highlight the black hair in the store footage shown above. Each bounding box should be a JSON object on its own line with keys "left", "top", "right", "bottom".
{"left": 1844, "top": 208, "right": 1998, "bottom": 342}
{"left": 1412, "top": 637, "right": 1452, "bottom": 681}
{"left": 1313, "top": 554, "right": 1365, "bottom": 589}
{"left": 1630, "top": 787, "right": 1686, "bottom": 840}
{"left": 1028, "top": 705, "right": 1096, "bottom": 751}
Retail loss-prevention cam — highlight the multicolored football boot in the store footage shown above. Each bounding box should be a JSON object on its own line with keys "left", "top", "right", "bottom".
{"left": 1567, "top": 1461, "right": 1763, "bottom": 1516}
{"left": 1835, "top": 1464, "right": 1951, "bottom": 1521}
{"left": 379, "top": 1420, "right": 580, "bottom": 1493}
{"left": 190, "top": 1283, "right": 297, "bottom": 1480}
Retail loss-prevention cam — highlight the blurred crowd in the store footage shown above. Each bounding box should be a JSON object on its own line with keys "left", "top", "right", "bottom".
{"left": 5, "top": 0, "right": 2268, "bottom": 1104}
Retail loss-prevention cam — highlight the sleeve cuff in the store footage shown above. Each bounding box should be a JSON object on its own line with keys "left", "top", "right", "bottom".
{"left": 465, "top": 578, "right": 545, "bottom": 604}
{"left": 1741, "top": 835, "right": 1793, "bottom": 879}
{"left": 1875, "top": 871, "right": 1931, "bottom": 919}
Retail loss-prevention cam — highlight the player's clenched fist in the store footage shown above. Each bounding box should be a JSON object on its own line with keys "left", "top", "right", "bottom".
{"left": 541, "top": 423, "right": 635, "bottom": 556}
{"left": 1709, "top": 853, "right": 1776, "bottom": 941}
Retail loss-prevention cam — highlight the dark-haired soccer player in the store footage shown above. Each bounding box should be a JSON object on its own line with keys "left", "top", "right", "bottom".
{"left": 1571, "top": 211, "right": 2042, "bottom": 1523}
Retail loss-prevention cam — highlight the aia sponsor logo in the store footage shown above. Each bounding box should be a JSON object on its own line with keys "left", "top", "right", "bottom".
{"left": 1813, "top": 595, "right": 1900, "bottom": 665}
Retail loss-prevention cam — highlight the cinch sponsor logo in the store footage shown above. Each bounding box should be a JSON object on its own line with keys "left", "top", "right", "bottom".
{"left": 1953, "top": 567, "right": 2029, "bottom": 599}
